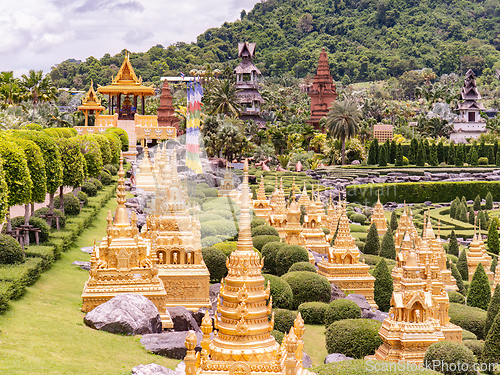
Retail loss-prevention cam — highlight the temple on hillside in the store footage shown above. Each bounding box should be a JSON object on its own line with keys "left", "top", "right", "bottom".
{"left": 317, "top": 203, "right": 377, "bottom": 308}
{"left": 136, "top": 145, "right": 156, "bottom": 192}
{"left": 370, "top": 250, "right": 445, "bottom": 364}
{"left": 183, "top": 159, "right": 314, "bottom": 375}
{"left": 81, "top": 155, "right": 172, "bottom": 328}
{"left": 157, "top": 80, "right": 180, "bottom": 130}
{"left": 306, "top": 48, "right": 338, "bottom": 130}
{"left": 252, "top": 177, "right": 271, "bottom": 220}
{"left": 140, "top": 150, "right": 210, "bottom": 310}
{"left": 370, "top": 192, "right": 387, "bottom": 235}
{"left": 77, "top": 80, "right": 105, "bottom": 127}
{"left": 234, "top": 42, "right": 265, "bottom": 123}
{"left": 218, "top": 165, "right": 238, "bottom": 201}
{"left": 450, "top": 69, "right": 486, "bottom": 143}
{"left": 466, "top": 220, "right": 494, "bottom": 281}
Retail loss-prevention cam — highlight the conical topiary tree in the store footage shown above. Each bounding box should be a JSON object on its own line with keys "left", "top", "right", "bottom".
{"left": 448, "top": 142, "right": 455, "bottom": 165}
{"left": 482, "top": 310, "right": 500, "bottom": 374}
{"left": 488, "top": 221, "right": 500, "bottom": 256}
{"left": 390, "top": 140, "right": 397, "bottom": 164}
{"left": 448, "top": 230, "right": 459, "bottom": 257}
{"left": 473, "top": 195, "right": 481, "bottom": 211}
{"left": 379, "top": 228, "right": 396, "bottom": 260}
{"left": 437, "top": 140, "right": 444, "bottom": 163}
{"left": 451, "top": 263, "right": 466, "bottom": 296}
{"left": 368, "top": 138, "right": 379, "bottom": 165}
{"left": 488, "top": 146, "right": 495, "bottom": 165}
{"left": 456, "top": 144, "right": 464, "bottom": 166}
{"left": 485, "top": 191, "right": 493, "bottom": 210}
{"left": 491, "top": 256, "right": 498, "bottom": 274}
{"left": 378, "top": 145, "right": 387, "bottom": 167}
{"left": 470, "top": 147, "right": 479, "bottom": 166}
{"left": 429, "top": 142, "right": 438, "bottom": 166}
{"left": 364, "top": 222, "right": 380, "bottom": 255}
{"left": 409, "top": 138, "right": 418, "bottom": 164}
{"left": 416, "top": 141, "right": 425, "bottom": 166}
{"left": 468, "top": 206, "right": 475, "bottom": 225}
{"left": 450, "top": 197, "right": 459, "bottom": 219}
{"left": 458, "top": 202, "right": 468, "bottom": 223}
{"left": 457, "top": 250, "right": 469, "bottom": 282}
{"left": 389, "top": 210, "right": 398, "bottom": 232}
{"left": 467, "top": 263, "right": 491, "bottom": 310}
{"left": 485, "top": 284, "right": 500, "bottom": 338}
{"left": 373, "top": 259, "right": 393, "bottom": 312}
{"left": 461, "top": 196, "right": 467, "bottom": 207}
{"left": 394, "top": 143, "right": 403, "bottom": 166}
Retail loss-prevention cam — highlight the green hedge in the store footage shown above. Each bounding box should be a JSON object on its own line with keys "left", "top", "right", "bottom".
{"left": 347, "top": 181, "right": 500, "bottom": 205}
{"left": 324, "top": 299, "right": 362, "bottom": 327}
{"left": 298, "top": 302, "right": 329, "bottom": 325}
{"left": 0, "top": 257, "right": 45, "bottom": 299}
{"left": 449, "top": 302, "right": 487, "bottom": 340}
{"left": 325, "top": 319, "right": 383, "bottom": 358}
{"left": 263, "top": 273, "right": 293, "bottom": 310}
{"left": 288, "top": 261, "right": 316, "bottom": 273}
{"left": 0, "top": 281, "right": 13, "bottom": 313}
{"left": 423, "top": 341, "right": 477, "bottom": 375}
{"left": 253, "top": 235, "right": 281, "bottom": 251}
{"left": 276, "top": 245, "right": 310, "bottom": 276}
{"left": 272, "top": 308, "right": 298, "bottom": 333}
{"left": 25, "top": 246, "right": 56, "bottom": 271}
{"left": 282, "top": 271, "right": 331, "bottom": 310}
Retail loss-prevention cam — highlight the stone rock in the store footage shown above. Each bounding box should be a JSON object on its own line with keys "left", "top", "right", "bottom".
{"left": 141, "top": 331, "right": 203, "bottom": 360}
{"left": 363, "top": 309, "right": 389, "bottom": 322}
{"left": 167, "top": 306, "right": 200, "bottom": 332}
{"left": 330, "top": 284, "right": 346, "bottom": 302}
{"left": 132, "top": 363, "right": 179, "bottom": 375}
{"left": 72, "top": 261, "right": 90, "bottom": 271}
{"left": 303, "top": 352, "right": 313, "bottom": 368}
{"left": 175, "top": 362, "right": 186, "bottom": 374}
{"left": 191, "top": 307, "right": 213, "bottom": 327}
{"left": 324, "top": 353, "right": 354, "bottom": 363}
{"left": 344, "top": 294, "right": 371, "bottom": 310}
{"left": 209, "top": 283, "right": 220, "bottom": 312}
{"left": 81, "top": 246, "right": 94, "bottom": 254}
{"left": 84, "top": 294, "right": 162, "bottom": 335}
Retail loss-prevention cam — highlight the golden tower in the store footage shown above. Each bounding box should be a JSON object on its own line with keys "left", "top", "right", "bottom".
{"left": 317, "top": 203, "right": 377, "bottom": 308}
{"left": 218, "top": 164, "right": 238, "bottom": 201}
{"left": 141, "top": 151, "right": 210, "bottom": 310}
{"left": 268, "top": 178, "right": 287, "bottom": 240}
{"left": 184, "top": 160, "right": 314, "bottom": 375}
{"left": 252, "top": 176, "right": 271, "bottom": 220}
{"left": 81, "top": 154, "right": 173, "bottom": 328}
{"left": 300, "top": 189, "right": 330, "bottom": 255}
{"left": 325, "top": 194, "right": 339, "bottom": 243}
{"left": 370, "top": 192, "right": 387, "bottom": 235}
{"left": 394, "top": 207, "right": 420, "bottom": 248}
{"left": 297, "top": 182, "right": 311, "bottom": 213}
{"left": 284, "top": 182, "right": 302, "bottom": 246}
{"left": 136, "top": 144, "right": 157, "bottom": 192}
{"left": 466, "top": 218, "right": 494, "bottom": 281}
{"left": 371, "top": 250, "right": 445, "bottom": 364}
{"left": 427, "top": 220, "right": 457, "bottom": 291}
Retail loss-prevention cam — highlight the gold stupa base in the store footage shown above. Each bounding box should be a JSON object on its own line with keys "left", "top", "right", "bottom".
{"left": 136, "top": 177, "right": 157, "bottom": 192}
{"left": 317, "top": 262, "right": 377, "bottom": 308}
{"left": 442, "top": 323, "right": 462, "bottom": 343}
{"left": 158, "top": 266, "right": 211, "bottom": 311}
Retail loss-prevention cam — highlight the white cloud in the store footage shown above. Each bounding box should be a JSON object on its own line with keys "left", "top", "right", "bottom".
{"left": 0, "top": 0, "right": 260, "bottom": 75}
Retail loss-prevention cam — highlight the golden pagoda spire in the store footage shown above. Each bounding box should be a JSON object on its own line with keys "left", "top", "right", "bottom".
{"left": 257, "top": 176, "right": 266, "bottom": 200}
{"left": 114, "top": 153, "right": 129, "bottom": 226}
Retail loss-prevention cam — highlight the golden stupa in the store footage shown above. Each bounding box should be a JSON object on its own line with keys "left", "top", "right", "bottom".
{"left": 136, "top": 144, "right": 156, "bottom": 192}
{"left": 268, "top": 178, "right": 287, "bottom": 240}
{"left": 466, "top": 218, "right": 494, "bottom": 281}
{"left": 370, "top": 192, "right": 387, "bottom": 235}
{"left": 252, "top": 176, "right": 271, "bottom": 220}
{"left": 317, "top": 203, "right": 377, "bottom": 308}
{"left": 218, "top": 164, "right": 238, "bottom": 201}
{"left": 392, "top": 231, "right": 413, "bottom": 291}
{"left": 184, "top": 160, "right": 314, "bottom": 375}
{"left": 81, "top": 154, "right": 173, "bottom": 328}
{"left": 325, "top": 194, "right": 340, "bottom": 243}
{"left": 297, "top": 182, "right": 311, "bottom": 213}
{"left": 140, "top": 151, "right": 210, "bottom": 310}
{"left": 394, "top": 207, "right": 420, "bottom": 248}
{"left": 371, "top": 249, "right": 445, "bottom": 364}
{"left": 300, "top": 187, "right": 330, "bottom": 255}
{"left": 284, "top": 182, "right": 302, "bottom": 246}
{"left": 153, "top": 143, "right": 167, "bottom": 180}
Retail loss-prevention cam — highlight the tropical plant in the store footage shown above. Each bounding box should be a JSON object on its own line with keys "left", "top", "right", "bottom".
{"left": 20, "top": 70, "right": 57, "bottom": 121}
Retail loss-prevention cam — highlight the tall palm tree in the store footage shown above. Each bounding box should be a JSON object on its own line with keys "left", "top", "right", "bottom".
{"left": 21, "top": 70, "right": 57, "bottom": 121}
{"left": 325, "top": 99, "right": 361, "bottom": 165}
{"left": 208, "top": 78, "right": 241, "bottom": 116}
{"left": 0, "top": 71, "right": 23, "bottom": 105}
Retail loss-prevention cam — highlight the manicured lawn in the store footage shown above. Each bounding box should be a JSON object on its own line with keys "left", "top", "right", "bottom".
{"left": 0, "top": 197, "right": 178, "bottom": 375}
{"left": 303, "top": 324, "right": 328, "bottom": 367}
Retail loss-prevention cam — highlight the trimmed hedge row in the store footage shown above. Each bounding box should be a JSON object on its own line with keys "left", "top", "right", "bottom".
{"left": 347, "top": 181, "right": 500, "bottom": 206}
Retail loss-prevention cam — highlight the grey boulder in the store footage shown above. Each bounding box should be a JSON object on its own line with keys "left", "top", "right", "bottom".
{"left": 84, "top": 293, "right": 162, "bottom": 335}
{"left": 324, "top": 353, "right": 354, "bottom": 363}
{"left": 132, "top": 364, "right": 179, "bottom": 375}
{"left": 167, "top": 306, "right": 200, "bottom": 332}
{"left": 344, "top": 294, "right": 389, "bottom": 322}
{"left": 303, "top": 352, "right": 313, "bottom": 368}
{"left": 141, "top": 331, "right": 204, "bottom": 360}
{"left": 72, "top": 261, "right": 90, "bottom": 271}
{"left": 330, "top": 284, "right": 346, "bottom": 302}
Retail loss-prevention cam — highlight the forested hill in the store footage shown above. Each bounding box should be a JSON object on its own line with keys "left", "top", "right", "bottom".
{"left": 51, "top": 0, "right": 500, "bottom": 89}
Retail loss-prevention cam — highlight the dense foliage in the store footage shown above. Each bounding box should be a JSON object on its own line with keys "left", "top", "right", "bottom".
{"left": 325, "top": 319, "right": 383, "bottom": 358}
{"left": 423, "top": 341, "right": 477, "bottom": 375}
{"left": 281, "top": 271, "right": 331, "bottom": 309}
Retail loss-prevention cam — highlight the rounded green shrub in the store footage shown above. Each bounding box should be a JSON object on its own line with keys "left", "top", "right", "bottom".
{"left": 0, "top": 234, "right": 24, "bottom": 264}
{"left": 424, "top": 341, "right": 477, "bottom": 375}
{"left": 272, "top": 308, "right": 297, "bottom": 333}
{"left": 276, "top": 245, "right": 309, "bottom": 276}
{"left": 54, "top": 193, "right": 80, "bottom": 216}
{"left": 479, "top": 157, "right": 489, "bottom": 165}
{"left": 34, "top": 207, "right": 66, "bottom": 229}
{"left": 251, "top": 224, "right": 279, "bottom": 237}
{"left": 449, "top": 302, "right": 487, "bottom": 339}
{"left": 201, "top": 220, "right": 238, "bottom": 239}
{"left": 251, "top": 217, "right": 267, "bottom": 229}
{"left": 209, "top": 209, "right": 236, "bottom": 221}
{"left": 298, "top": 302, "right": 328, "bottom": 325}
{"left": 351, "top": 213, "right": 367, "bottom": 224}
{"left": 449, "top": 291, "right": 466, "bottom": 304}
{"left": 253, "top": 235, "right": 281, "bottom": 251}
{"left": 463, "top": 340, "right": 484, "bottom": 359}
{"left": 282, "top": 271, "right": 331, "bottom": 310}
{"left": 201, "top": 236, "right": 223, "bottom": 248}
{"left": 90, "top": 177, "right": 103, "bottom": 190}
{"left": 24, "top": 216, "right": 50, "bottom": 243}
{"left": 81, "top": 182, "right": 97, "bottom": 197}
{"left": 201, "top": 247, "right": 227, "bottom": 282}
{"left": 77, "top": 191, "right": 88, "bottom": 207}
{"left": 461, "top": 330, "right": 477, "bottom": 340}
{"left": 271, "top": 329, "right": 285, "bottom": 344}
{"left": 104, "top": 163, "right": 117, "bottom": 176}
{"left": 263, "top": 274, "right": 293, "bottom": 309}
{"left": 261, "top": 241, "right": 285, "bottom": 274}
{"left": 324, "top": 299, "right": 362, "bottom": 327}
{"left": 100, "top": 170, "right": 113, "bottom": 185}
{"left": 288, "top": 261, "right": 316, "bottom": 273}
{"left": 325, "top": 319, "right": 383, "bottom": 358}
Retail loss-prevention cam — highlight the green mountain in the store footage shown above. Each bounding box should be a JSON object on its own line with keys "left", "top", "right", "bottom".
{"left": 50, "top": 0, "right": 500, "bottom": 89}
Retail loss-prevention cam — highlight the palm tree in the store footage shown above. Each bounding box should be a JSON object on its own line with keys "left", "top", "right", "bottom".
{"left": 0, "top": 71, "right": 23, "bottom": 106}
{"left": 207, "top": 78, "right": 241, "bottom": 116}
{"left": 325, "top": 99, "right": 361, "bottom": 165}
{"left": 21, "top": 70, "right": 57, "bottom": 121}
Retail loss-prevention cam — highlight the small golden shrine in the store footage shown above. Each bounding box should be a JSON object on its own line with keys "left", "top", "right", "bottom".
{"left": 153, "top": 143, "right": 168, "bottom": 181}
{"left": 252, "top": 177, "right": 271, "bottom": 220}
{"left": 317, "top": 204, "right": 377, "bottom": 308}
{"left": 325, "top": 196, "right": 339, "bottom": 242}
{"left": 140, "top": 151, "right": 210, "bottom": 310}
{"left": 466, "top": 219, "right": 494, "bottom": 281}
{"left": 370, "top": 192, "right": 387, "bottom": 235}
{"left": 392, "top": 232, "right": 413, "bottom": 291}
{"left": 268, "top": 178, "right": 287, "bottom": 240}
{"left": 184, "top": 160, "right": 314, "bottom": 375}
{"left": 297, "top": 182, "right": 311, "bottom": 213}
{"left": 77, "top": 80, "right": 105, "bottom": 127}
{"left": 136, "top": 145, "right": 156, "bottom": 192}
{"left": 285, "top": 184, "right": 302, "bottom": 247}
{"left": 81, "top": 155, "right": 172, "bottom": 328}
{"left": 218, "top": 164, "right": 238, "bottom": 201}
{"left": 300, "top": 190, "right": 330, "bottom": 255}
{"left": 394, "top": 207, "right": 420, "bottom": 248}
{"left": 371, "top": 250, "right": 445, "bottom": 364}
{"left": 426, "top": 220, "right": 458, "bottom": 291}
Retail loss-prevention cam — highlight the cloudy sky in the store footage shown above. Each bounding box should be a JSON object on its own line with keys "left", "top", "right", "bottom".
{"left": 0, "top": 0, "right": 259, "bottom": 76}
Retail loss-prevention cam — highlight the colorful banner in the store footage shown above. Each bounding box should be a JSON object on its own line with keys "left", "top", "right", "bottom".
{"left": 186, "top": 80, "right": 203, "bottom": 173}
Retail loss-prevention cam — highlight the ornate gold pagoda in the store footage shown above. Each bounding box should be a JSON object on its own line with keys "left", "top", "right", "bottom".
{"left": 297, "top": 183, "right": 311, "bottom": 213}
{"left": 371, "top": 250, "right": 445, "bottom": 364}
{"left": 426, "top": 220, "right": 458, "bottom": 291}
{"left": 268, "top": 178, "right": 287, "bottom": 240}
{"left": 394, "top": 206, "right": 420, "bottom": 248}
{"left": 466, "top": 219, "right": 494, "bottom": 281}
{"left": 184, "top": 160, "right": 314, "bottom": 375}
{"left": 252, "top": 177, "right": 271, "bottom": 220}
{"left": 81, "top": 154, "right": 172, "bottom": 328}
{"left": 140, "top": 151, "right": 210, "bottom": 310}
{"left": 370, "top": 192, "right": 387, "bottom": 235}
{"left": 77, "top": 80, "right": 105, "bottom": 127}
{"left": 317, "top": 203, "right": 377, "bottom": 308}
{"left": 299, "top": 188, "right": 330, "bottom": 255}
{"left": 284, "top": 183, "right": 302, "bottom": 246}
{"left": 136, "top": 145, "right": 156, "bottom": 192}
{"left": 218, "top": 164, "right": 238, "bottom": 201}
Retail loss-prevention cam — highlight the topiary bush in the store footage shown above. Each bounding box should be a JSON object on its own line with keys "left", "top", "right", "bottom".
{"left": 282, "top": 271, "right": 331, "bottom": 310}
{"left": 324, "top": 299, "right": 362, "bottom": 327}
{"left": 252, "top": 235, "right": 281, "bottom": 251}
{"left": 423, "top": 341, "right": 477, "bottom": 375}
{"left": 0, "top": 234, "right": 24, "bottom": 264}
{"left": 25, "top": 217, "right": 50, "bottom": 244}
{"left": 270, "top": 329, "right": 285, "bottom": 344}
{"left": 261, "top": 241, "right": 285, "bottom": 274}
{"left": 364, "top": 223, "right": 380, "bottom": 255}
{"left": 351, "top": 213, "right": 367, "bottom": 224}
{"left": 90, "top": 177, "right": 103, "bottom": 190}
{"left": 251, "top": 224, "right": 279, "bottom": 237}
{"left": 448, "top": 291, "right": 466, "bottom": 305}
{"left": 34, "top": 207, "right": 66, "bottom": 229}
{"left": 250, "top": 217, "right": 267, "bottom": 230}
{"left": 449, "top": 302, "right": 487, "bottom": 339}
{"left": 462, "top": 330, "right": 477, "bottom": 340}
{"left": 298, "top": 302, "right": 328, "bottom": 325}
{"left": 482, "top": 312, "right": 500, "bottom": 375}
{"left": 276, "top": 245, "right": 309, "bottom": 276}
{"left": 325, "top": 319, "right": 383, "bottom": 358}
{"left": 77, "top": 191, "right": 88, "bottom": 207}
{"left": 81, "top": 181, "right": 97, "bottom": 197}
{"left": 272, "top": 308, "right": 297, "bottom": 333}
{"left": 100, "top": 170, "right": 113, "bottom": 185}
{"left": 373, "top": 258, "right": 393, "bottom": 312}
{"left": 262, "top": 273, "right": 293, "bottom": 309}
{"left": 467, "top": 263, "right": 491, "bottom": 310}
{"left": 201, "top": 247, "right": 227, "bottom": 282}
{"left": 54, "top": 193, "right": 80, "bottom": 216}
{"left": 463, "top": 340, "right": 484, "bottom": 359}
{"left": 485, "top": 284, "right": 500, "bottom": 339}
{"left": 288, "top": 261, "right": 316, "bottom": 273}
{"left": 104, "top": 163, "right": 117, "bottom": 176}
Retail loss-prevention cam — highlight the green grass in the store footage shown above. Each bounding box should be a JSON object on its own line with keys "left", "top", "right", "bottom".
{"left": 0, "top": 195, "right": 178, "bottom": 374}
{"left": 303, "top": 324, "right": 327, "bottom": 367}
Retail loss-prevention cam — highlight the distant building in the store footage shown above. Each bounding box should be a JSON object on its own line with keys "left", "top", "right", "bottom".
{"left": 450, "top": 69, "right": 486, "bottom": 143}
{"left": 234, "top": 42, "right": 265, "bottom": 123}
{"left": 373, "top": 124, "right": 394, "bottom": 143}
{"left": 307, "top": 48, "right": 338, "bottom": 130}
{"left": 157, "top": 80, "right": 180, "bottom": 131}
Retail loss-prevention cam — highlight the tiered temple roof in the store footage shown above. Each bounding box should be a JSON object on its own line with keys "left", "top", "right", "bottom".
{"left": 466, "top": 219, "right": 494, "bottom": 281}
{"left": 370, "top": 192, "right": 387, "bottom": 235}
{"left": 252, "top": 177, "right": 271, "bottom": 220}
{"left": 157, "top": 80, "right": 180, "bottom": 130}
{"left": 457, "top": 69, "right": 485, "bottom": 111}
